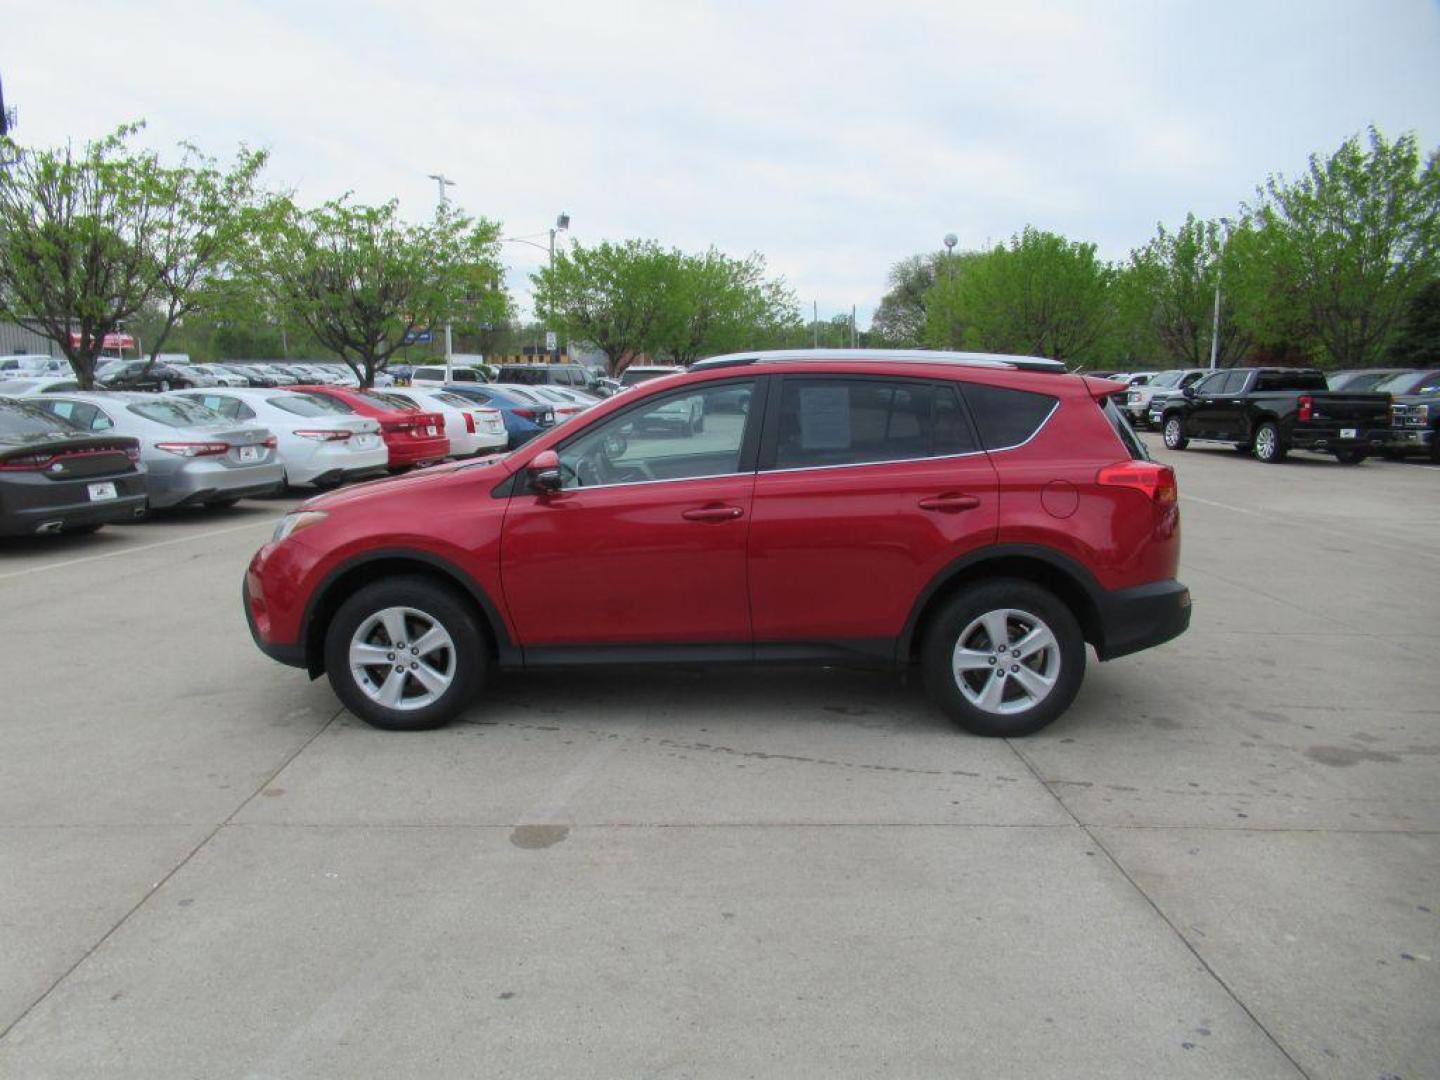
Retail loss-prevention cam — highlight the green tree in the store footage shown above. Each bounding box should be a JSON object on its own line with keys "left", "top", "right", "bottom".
{"left": 651, "top": 248, "right": 799, "bottom": 365}
{"left": 1125, "top": 214, "right": 1251, "bottom": 369}
{"left": 1387, "top": 278, "right": 1440, "bottom": 365}
{"left": 923, "top": 228, "right": 1114, "bottom": 362}
{"left": 1243, "top": 127, "right": 1440, "bottom": 368}
{"left": 0, "top": 123, "right": 202, "bottom": 388}
{"left": 871, "top": 253, "right": 944, "bottom": 346}
{"left": 532, "top": 239, "right": 677, "bottom": 375}
{"left": 253, "top": 196, "right": 504, "bottom": 386}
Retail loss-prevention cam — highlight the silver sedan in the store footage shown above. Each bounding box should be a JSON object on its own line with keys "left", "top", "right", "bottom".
{"left": 27, "top": 392, "right": 284, "bottom": 509}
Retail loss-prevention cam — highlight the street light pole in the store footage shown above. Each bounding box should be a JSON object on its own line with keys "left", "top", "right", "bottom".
{"left": 548, "top": 212, "right": 569, "bottom": 360}
{"left": 427, "top": 173, "right": 456, "bottom": 379}
{"left": 1208, "top": 217, "right": 1232, "bottom": 372}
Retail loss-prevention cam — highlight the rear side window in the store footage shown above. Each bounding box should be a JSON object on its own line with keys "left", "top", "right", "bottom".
{"left": 501, "top": 368, "right": 544, "bottom": 384}
{"left": 1255, "top": 371, "right": 1326, "bottom": 392}
{"left": 773, "top": 378, "right": 977, "bottom": 469}
{"left": 960, "top": 384, "right": 1057, "bottom": 450}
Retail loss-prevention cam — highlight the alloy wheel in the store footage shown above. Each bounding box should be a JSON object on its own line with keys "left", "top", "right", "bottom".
{"left": 348, "top": 606, "right": 456, "bottom": 711}
{"left": 950, "top": 608, "right": 1061, "bottom": 716}
{"left": 1255, "top": 426, "right": 1277, "bottom": 460}
{"left": 1164, "top": 418, "right": 1183, "bottom": 448}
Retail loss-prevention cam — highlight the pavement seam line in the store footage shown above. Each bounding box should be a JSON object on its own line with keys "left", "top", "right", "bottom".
{"left": 1003, "top": 737, "right": 1315, "bottom": 1080}
{"left": 0, "top": 704, "right": 345, "bottom": 1046}
{"left": 0, "top": 517, "right": 278, "bottom": 583}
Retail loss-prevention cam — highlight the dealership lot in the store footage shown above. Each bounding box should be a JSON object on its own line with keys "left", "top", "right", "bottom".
{"left": 0, "top": 448, "right": 1437, "bottom": 1078}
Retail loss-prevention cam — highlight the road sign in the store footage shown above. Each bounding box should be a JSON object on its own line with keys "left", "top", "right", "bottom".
{"left": 403, "top": 329, "right": 433, "bottom": 345}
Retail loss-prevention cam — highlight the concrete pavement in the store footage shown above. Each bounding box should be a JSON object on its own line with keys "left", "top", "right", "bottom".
{"left": 0, "top": 449, "right": 1436, "bottom": 1079}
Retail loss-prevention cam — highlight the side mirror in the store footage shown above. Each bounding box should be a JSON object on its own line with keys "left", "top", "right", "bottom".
{"left": 1182, "top": 386, "right": 1196, "bottom": 399}
{"left": 527, "top": 449, "right": 562, "bottom": 494}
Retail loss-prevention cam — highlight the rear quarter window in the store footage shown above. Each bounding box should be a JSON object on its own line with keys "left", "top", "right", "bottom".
{"left": 959, "top": 384, "right": 1057, "bottom": 450}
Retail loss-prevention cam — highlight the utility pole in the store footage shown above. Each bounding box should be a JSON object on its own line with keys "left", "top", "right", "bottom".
{"left": 1208, "top": 217, "right": 1232, "bottom": 372}
{"left": 548, "top": 212, "right": 569, "bottom": 361}
{"left": 813, "top": 301, "right": 818, "bottom": 348}
{"left": 427, "top": 173, "right": 456, "bottom": 379}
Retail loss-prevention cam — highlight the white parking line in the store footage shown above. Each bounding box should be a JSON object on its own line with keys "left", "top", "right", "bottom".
{"left": 1180, "top": 494, "right": 1262, "bottom": 517}
{"left": 0, "top": 518, "right": 277, "bottom": 582}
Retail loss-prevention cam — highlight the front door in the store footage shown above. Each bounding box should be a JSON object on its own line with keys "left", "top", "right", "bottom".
{"left": 747, "top": 376, "right": 999, "bottom": 647}
{"left": 500, "top": 379, "right": 761, "bottom": 650}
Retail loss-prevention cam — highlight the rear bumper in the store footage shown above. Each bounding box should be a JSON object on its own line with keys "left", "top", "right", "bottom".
{"left": 0, "top": 473, "right": 149, "bottom": 536}
{"left": 1094, "top": 579, "right": 1191, "bottom": 661}
{"left": 384, "top": 438, "right": 450, "bottom": 468}
{"left": 1289, "top": 426, "right": 1389, "bottom": 451}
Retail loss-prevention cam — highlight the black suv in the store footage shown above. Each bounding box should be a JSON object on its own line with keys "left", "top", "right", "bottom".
{"left": 496, "top": 364, "right": 610, "bottom": 398}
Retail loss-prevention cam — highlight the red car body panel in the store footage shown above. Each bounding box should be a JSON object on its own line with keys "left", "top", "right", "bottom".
{"left": 291, "top": 385, "right": 450, "bottom": 468}
{"left": 246, "top": 360, "right": 1186, "bottom": 670}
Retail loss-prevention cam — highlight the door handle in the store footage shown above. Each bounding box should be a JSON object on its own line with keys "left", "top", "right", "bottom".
{"left": 681, "top": 504, "right": 744, "bottom": 522}
{"left": 918, "top": 493, "right": 981, "bottom": 513}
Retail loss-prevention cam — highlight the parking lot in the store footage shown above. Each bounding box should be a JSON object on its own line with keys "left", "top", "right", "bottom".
{"left": 0, "top": 444, "right": 1436, "bottom": 1079}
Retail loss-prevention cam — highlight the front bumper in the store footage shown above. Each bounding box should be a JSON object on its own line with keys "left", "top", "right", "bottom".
{"left": 1094, "top": 579, "right": 1191, "bottom": 661}
{"left": 1387, "top": 427, "right": 1433, "bottom": 450}
{"left": 243, "top": 570, "right": 307, "bottom": 668}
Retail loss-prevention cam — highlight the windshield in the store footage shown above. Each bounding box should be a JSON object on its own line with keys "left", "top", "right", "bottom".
{"left": 1148, "top": 371, "right": 1183, "bottom": 389}
{"left": 128, "top": 398, "right": 222, "bottom": 426}
{"left": 1376, "top": 370, "right": 1440, "bottom": 395}
{"left": 0, "top": 397, "right": 79, "bottom": 435}
{"left": 357, "top": 390, "right": 418, "bottom": 411}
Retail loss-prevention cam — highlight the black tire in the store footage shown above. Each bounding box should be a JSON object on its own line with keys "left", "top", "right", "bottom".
{"left": 921, "top": 579, "right": 1086, "bottom": 738}
{"left": 323, "top": 576, "right": 487, "bottom": 731}
{"left": 64, "top": 523, "right": 104, "bottom": 535}
{"left": 1431, "top": 431, "right": 1440, "bottom": 464}
{"left": 1380, "top": 449, "right": 1404, "bottom": 462}
{"left": 1161, "top": 414, "right": 1188, "bottom": 450}
{"left": 210, "top": 497, "right": 242, "bottom": 508}
{"left": 1333, "top": 448, "right": 1367, "bottom": 465}
{"left": 1233, "top": 442, "right": 1252, "bottom": 454}
{"left": 1252, "top": 421, "right": 1287, "bottom": 463}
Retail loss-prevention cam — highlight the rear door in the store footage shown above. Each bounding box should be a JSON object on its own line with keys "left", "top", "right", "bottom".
{"left": 746, "top": 375, "right": 998, "bottom": 648}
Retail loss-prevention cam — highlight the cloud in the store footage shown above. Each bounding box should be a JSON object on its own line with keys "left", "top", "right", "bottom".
{"left": 8, "top": 0, "right": 1440, "bottom": 324}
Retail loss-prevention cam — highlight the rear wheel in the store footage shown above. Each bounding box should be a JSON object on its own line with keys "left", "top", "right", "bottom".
{"left": 1162, "top": 414, "right": 1188, "bottom": 450}
{"left": 1253, "top": 421, "right": 1287, "bottom": 463}
{"left": 324, "top": 576, "right": 487, "bottom": 730}
{"left": 210, "top": 497, "right": 242, "bottom": 508}
{"left": 922, "top": 579, "right": 1085, "bottom": 737}
{"left": 1333, "top": 448, "right": 1367, "bottom": 465}
{"left": 64, "top": 523, "right": 104, "bottom": 535}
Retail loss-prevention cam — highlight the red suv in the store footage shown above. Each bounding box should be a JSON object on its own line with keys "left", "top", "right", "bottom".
{"left": 245, "top": 351, "right": 1190, "bottom": 736}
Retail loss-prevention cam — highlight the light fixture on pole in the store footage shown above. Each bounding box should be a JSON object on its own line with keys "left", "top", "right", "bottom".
{"left": 1208, "top": 217, "right": 1232, "bottom": 372}
{"left": 548, "top": 212, "right": 570, "bottom": 359}
{"left": 427, "top": 173, "right": 457, "bottom": 379}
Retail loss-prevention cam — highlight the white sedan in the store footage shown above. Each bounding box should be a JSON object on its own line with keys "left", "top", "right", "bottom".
{"left": 0, "top": 375, "right": 83, "bottom": 395}
{"left": 169, "top": 388, "right": 389, "bottom": 488}
{"left": 381, "top": 387, "right": 508, "bottom": 457}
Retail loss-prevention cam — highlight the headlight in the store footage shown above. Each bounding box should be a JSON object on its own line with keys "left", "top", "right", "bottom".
{"left": 272, "top": 510, "right": 328, "bottom": 544}
{"left": 1416, "top": 404, "right": 1431, "bottom": 422}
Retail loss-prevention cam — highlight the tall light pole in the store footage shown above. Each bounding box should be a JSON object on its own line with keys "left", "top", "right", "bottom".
{"left": 548, "top": 212, "right": 569, "bottom": 359}
{"left": 427, "top": 173, "right": 456, "bottom": 378}
{"left": 1208, "top": 217, "right": 1232, "bottom": 372}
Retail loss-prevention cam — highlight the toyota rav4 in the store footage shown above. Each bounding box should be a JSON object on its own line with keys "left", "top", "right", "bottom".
{"left": 244, "top": 350, "right": 1190, "bottom": 737}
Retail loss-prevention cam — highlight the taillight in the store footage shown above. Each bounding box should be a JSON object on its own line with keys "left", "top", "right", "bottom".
{"left": 1298, "top": 395, "right": 1313, "bottom": 423}
{"left": 263, "top": 435, "right": 278, "bottom": 449}
{"left": 513, "top": 408, "right": 537, "bottom": 420}
{"left": 1097, "top": 461, "right": 1177, "bottom": 506}
{"left": 464, "top": 412, "right": 476, "bottom": 433}
{"left": 293, "top": 430, "right": 351, "bottom": 441}
{"left": 155, "top": 442, "right": 229, "bottom": 457}
{"left": 0, "top": 453, "right": 50, "bottom": 471}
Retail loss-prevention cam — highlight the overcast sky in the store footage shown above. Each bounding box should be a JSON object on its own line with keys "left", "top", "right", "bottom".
{"left": 7, "top": 0, "right": 1440, "bottom": 325}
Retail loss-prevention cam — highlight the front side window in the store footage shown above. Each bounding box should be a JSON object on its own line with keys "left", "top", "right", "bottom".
{"left": 557, "top": 381, "right": 755, "bottom": 488}
{"left": 1193, "top": 372, "right": 1227, "bottom": 394}
{"left": 960, "top": 383, "right": 1057, "bottom": 451}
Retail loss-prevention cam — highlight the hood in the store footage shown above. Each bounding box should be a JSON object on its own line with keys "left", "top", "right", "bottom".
{"left": 301, "top": 454, "right": 513, "bottom": 512}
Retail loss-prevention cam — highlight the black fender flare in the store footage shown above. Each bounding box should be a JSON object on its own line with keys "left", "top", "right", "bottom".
{"left": 897, "top": 544, "right": 1109, "bottom": 662}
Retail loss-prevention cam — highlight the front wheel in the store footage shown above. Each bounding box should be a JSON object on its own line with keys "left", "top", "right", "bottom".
{"left": 1162, "top": 415, "right": 1188, "bottom": 450}
{"left": 1333, "top": 448, "right": 1367, "bottom": 465}
{"left": 1252, "top": 421, "right": 1287, "bottom": 463}
{"left": 922, "top": 579, "right": 1086, "bottom": 737}
{"left": 324, "top": 576, "right": 487, "bottom": 730}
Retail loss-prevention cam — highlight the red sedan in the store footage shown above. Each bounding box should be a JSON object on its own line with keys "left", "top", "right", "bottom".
{"left": 289, "top": 386, "right": 449, "bottom": 470}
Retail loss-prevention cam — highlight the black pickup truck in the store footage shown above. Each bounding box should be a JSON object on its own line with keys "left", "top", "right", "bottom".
{"left": 1158, "top": 367, "right": 1391, "bottom": 464}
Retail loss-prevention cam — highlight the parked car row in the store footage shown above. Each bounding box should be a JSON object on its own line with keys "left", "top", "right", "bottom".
{"left": 0, "top": 382, "right": 516, "bottom": 538}
{"left": 1139, "top": 366, "right": 1440, "bottom": 465}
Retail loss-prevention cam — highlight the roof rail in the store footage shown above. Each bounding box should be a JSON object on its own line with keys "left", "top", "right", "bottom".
{"left": 689, "top": 348, "right": 1066, "bottom": 373}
